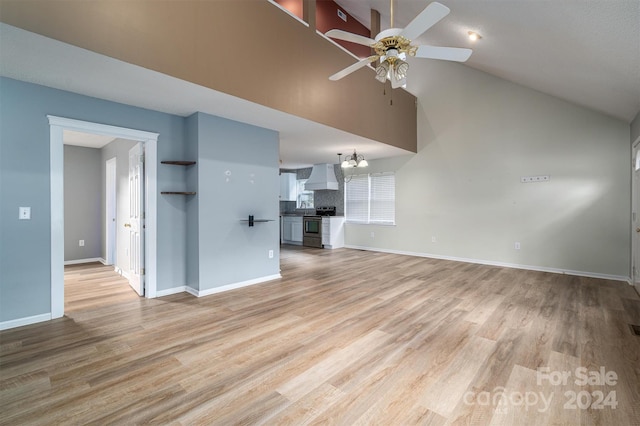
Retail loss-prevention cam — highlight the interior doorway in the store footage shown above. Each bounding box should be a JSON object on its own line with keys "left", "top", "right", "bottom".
{"left": 49, "top": 116, "right": 159, "bottom": 320}
{"left": 64, "top": 134, "right": 143, "bottom": 298}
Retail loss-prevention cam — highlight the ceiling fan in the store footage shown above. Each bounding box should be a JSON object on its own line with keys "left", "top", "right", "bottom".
{"left": 325, "top": 1, "right": 472, "bottom": 88}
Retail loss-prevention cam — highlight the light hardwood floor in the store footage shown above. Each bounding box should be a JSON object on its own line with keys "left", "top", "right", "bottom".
{"left": 1, "top": 247, "right": 639, "bottom": 425}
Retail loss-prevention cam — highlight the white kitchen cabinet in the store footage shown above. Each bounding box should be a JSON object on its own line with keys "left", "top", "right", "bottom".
{"left": 282, "top": 216, "right": 303, "bottom": 244}
{"left": 291, "top": 220, "right": 303, "bottom": 242}
{"left": 321, "top": 217, "right": 345, "bottom": 249}
{"left": 279, "top": 173, "right": 297, "bottom": 201}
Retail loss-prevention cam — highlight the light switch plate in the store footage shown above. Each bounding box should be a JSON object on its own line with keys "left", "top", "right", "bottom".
{"left": 19, "top": 207, "right": 31, "bottom": 220}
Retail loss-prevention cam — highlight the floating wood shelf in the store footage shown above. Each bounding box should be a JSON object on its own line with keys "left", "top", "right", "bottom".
{"left": 240, "top": 215, "right": 275, "bottom": 227}
{"left": 161, "top": 191, "right": 196, "bottom": 195}
{"left": 161, "top": 161, "right": 196, "bottom": 166}
{"left": 161, "top": 161, "right": 196, "bottom": 194}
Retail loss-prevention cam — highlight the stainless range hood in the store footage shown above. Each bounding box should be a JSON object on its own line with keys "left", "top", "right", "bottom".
{"left": 304, "top": 164, "right": 339, "bottom": 191}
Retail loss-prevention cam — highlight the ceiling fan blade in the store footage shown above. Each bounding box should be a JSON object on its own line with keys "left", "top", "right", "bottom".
{"left": 329, "top": 55, "right": 379, "bottom": 81}
{"left": 325, "top": 29, "right": 376, "bottom": 46}
{"left": 399, "top": 2, "right": 450, "bottom": 41}
{"left": 414, "top": 45, "right": 472, "bottom": 62}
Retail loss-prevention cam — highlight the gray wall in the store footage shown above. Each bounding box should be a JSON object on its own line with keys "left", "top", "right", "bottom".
{"left": 0, "top": 77, "right": 186, "bottom": 322}
{"left": 632, "top": 110, "right": 640, "bottom": 145}
{"left": 100, "top": 138, "right": 137, "bottom": 272}
{"left": 186, "top": 112, "right": 280, "bottom": 291}
{"left": 346, "top": 61, "right": 631, "bottom": 279}
{"left": 63, "top": 145, "right": 102, "bottom": 261}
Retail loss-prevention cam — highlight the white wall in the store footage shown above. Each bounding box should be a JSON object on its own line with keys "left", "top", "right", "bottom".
{"left": 346, "top": 61, "right": 630, "bottom": 280}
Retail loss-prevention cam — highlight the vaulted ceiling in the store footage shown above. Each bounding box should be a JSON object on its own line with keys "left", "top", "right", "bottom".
{"left": 336, "top": 0, "right": 640, "bottom": 122}
{"left": 1, "top": 1, "right": 638, "bottom": 170}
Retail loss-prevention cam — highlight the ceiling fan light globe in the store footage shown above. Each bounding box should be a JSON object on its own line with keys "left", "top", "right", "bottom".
{"left": 341, "top": 160, "right": 350, "bottom": 168}
{"left": 348, "top": 159, "right": 357, "bottom": 167}
{"left": 357, "top": 159, "right": 368, "bottom": 168}
{"left": 375, "top": 60, "right": 389, "bottom": 83}
{"left": 395, "top": 60, "right": 409, "bottom": 80}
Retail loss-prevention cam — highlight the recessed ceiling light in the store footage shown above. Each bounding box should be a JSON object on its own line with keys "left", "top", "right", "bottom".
{"left": 468, "top": 31, "right": 481, "bottom": 41}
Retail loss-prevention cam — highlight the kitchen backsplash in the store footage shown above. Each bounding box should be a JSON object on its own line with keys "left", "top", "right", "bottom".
{"left": 280, "top": 165, "right": 345, "bottom": 215}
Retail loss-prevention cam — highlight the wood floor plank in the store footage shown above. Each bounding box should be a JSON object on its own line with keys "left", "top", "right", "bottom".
{"left": 1, "top": 247, "right": 639, "bottom": 425}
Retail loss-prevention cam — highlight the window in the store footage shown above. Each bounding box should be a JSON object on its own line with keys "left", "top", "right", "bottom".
{"left": 297, "top": 179, "right": 314, "bottom": 209}
{"left": 345, "top": 172, "right": 395, "bottom": 224}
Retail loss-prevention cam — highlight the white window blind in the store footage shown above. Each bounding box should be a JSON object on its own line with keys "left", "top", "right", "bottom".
{"left": 345, "top": 172, "right": 395, "bottom": 224}
{"left": 345, "top": 174, "right": 369, "bottom": 223}
{"left": 370, "top": 173, "right": 395, "bottom": 224}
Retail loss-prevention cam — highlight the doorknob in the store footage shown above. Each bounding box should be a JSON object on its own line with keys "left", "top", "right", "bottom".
{"left": 636, "top": 228, "right": 640, "bottom": 233}
{"left": 124, "top": 223, "right": 131, "bottom": 228}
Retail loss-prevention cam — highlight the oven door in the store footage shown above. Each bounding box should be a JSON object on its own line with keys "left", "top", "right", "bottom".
{"left": 303, "top": 217, "right": 323, "bottom": 248}
{"left": 304, "top": 217, "right": 321, "bottom": 236}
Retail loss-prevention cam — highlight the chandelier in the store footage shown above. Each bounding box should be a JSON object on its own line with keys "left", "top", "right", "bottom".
{"left": 337, "top": 150, "right": 368, "bottom": 183}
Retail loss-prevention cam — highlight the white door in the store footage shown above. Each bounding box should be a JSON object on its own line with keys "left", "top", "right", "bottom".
{"left": 634, "top": 141, "right": 640, "bottom": 295}
{"left": 127, "top": 143, "right": 144, "bottom": 296}
{"left": 105, "top": 157, "right": 117, "bottom": 265}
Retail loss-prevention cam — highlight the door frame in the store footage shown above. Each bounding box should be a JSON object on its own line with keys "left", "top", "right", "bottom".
{"left": 633, "top": 135, "right": 640, "bottom": 295}
{"left": 48, "top": 116, "right": 159, "bottom": 319}
{"left": 105, "top": 157, "right": 117, "bottom": 266}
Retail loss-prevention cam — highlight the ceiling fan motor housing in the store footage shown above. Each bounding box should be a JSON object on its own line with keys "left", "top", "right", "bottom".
{"left": 373, "top": 29, "right": 417, "bottom": 59}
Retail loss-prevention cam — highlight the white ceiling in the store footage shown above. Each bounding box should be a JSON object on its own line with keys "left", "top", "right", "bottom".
{"left": 335, "top": 0, "right": 640, "bottom": 123}
{"left": 1, "top": 1, "right": 639, "bottom": 170}
{"left": 64, "top": 129, "right": 116, "bottom": 148}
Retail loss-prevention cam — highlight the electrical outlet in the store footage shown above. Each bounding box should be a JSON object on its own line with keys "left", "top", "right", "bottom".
{"left": 370, "top": 232, "right": 375, "bottom": 238}
{"left": 268, "top": 250, "right": 274, "bottom": 259}
{"left": 19, "top": 207, "right": 31, "bottom": 220}
{"left": 79, "top": 240, "right": 85, "bottom": 247}
{"left": 431, "top": 236, "right": 437, "bottom": 243}
{"left": 514, "top": 242, "right": 521, "bottom": 250}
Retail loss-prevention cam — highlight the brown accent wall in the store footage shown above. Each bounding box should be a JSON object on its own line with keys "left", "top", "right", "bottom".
{"left": 275, "top": 0, "right": 371, "bottom": 59}
{"left": 315, "top": 0, "right": 371, "bottom": 59}
{"left": 0, "top": 0, "right": 417, "bottom": 153}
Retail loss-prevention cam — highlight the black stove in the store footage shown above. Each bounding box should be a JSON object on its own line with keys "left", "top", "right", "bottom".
{"left": 315, "top": 206, "right": 336, "bottom": 216}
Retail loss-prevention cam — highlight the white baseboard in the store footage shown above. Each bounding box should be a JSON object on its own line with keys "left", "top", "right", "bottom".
{"left": 189, "top": 274, "right": 282, "bottom": 297}
{"left": 64, "top": 257, "right": 105, "bottom": 265}
{"left": 0, "top": 313, "right": 52, "bottom": 330}
{"left": 344, "top": 245, "right": 630, "bottom": 283}
{"left": 155, "top": 286, "right": 188, "bottom": 297}
{"left": 155, "top": 274, "right": 282, "bottom": 298}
